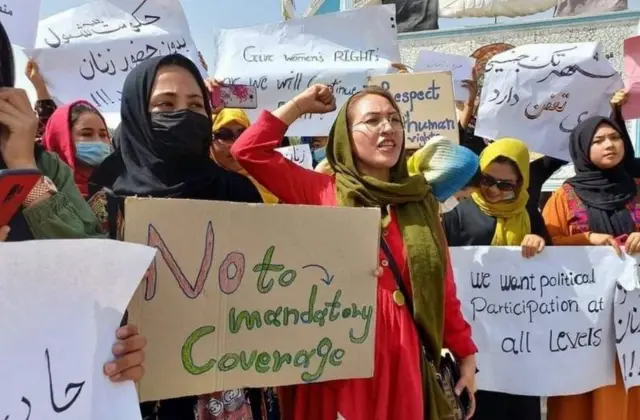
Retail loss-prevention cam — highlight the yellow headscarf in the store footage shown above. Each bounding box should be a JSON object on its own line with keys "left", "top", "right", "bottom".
{"left": 212, "top": 108, "right": 251, "bottom": 131}
{"left": 314, "top": 158, "right": 333, "bottom": 175}
{"left": 210, "top": 109, "right": 279, "bottom": 204}
{"left": 471, "top": 138, "right": 531, "bottom": 245}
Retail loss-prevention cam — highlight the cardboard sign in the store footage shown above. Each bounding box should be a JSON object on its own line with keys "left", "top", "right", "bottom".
{"left": 368, "top": 71, "right": 459, "bottom": 149}
{"left": 125, "top": 198, "right": 380, "bottom": 402}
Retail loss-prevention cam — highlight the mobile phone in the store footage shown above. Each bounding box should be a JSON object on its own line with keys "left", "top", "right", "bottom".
{"left": 211, "top": 84, "right": 258, "bottom": 109}
{"left": 0, "top": 169, "right": 42, "bottom": 227}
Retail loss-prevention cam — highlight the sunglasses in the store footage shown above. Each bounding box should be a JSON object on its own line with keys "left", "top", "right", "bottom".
{"left": 213, "top": 128, "right": 245, "bottom": 142}
{"left": 480, "top": 175, "right": 517, "bottom": 191}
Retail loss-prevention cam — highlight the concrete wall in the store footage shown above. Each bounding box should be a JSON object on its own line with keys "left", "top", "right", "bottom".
{"left": 398, "top": 9, "right": 640, "bottom": 73}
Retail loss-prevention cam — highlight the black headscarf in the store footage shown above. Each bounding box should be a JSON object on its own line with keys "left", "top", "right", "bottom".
{"left": 0, "top": 20, "right": 14, "bottom": 89}
{"left": 0, "top": 21, "right": 42, "bottom": 241}
{"left": 94, "top": 54, "right": 261, "bottom": 203}
{"left": 566, "top": 116, "right": 638, "bottom": 236}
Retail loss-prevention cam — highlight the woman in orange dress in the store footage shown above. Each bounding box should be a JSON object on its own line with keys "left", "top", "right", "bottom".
{"left": 542, "top": 98, "right": 640, "bottom": 420}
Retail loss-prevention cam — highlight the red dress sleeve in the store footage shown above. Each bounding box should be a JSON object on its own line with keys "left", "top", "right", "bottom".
{"left": 231, "top": 111, "right": 333, "bottom": 206}
{"left": 442, "top": 248, "right": 478, "bottom": 359}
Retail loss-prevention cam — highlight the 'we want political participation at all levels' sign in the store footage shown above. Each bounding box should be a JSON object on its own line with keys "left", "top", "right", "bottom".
{"left": 212, "top": 5, "right": 401, "bottom": 136}
{"left": 25, "top": 0, "right": 204, "bottom": 128}
{"left": 125, "top": 198, "right": 380, "bottom": 402}
{"left": 475, "top": 42, "right": 622, "bottom": 161}
{"left": 451, "top": 246, "right": 639, "bottom": 396}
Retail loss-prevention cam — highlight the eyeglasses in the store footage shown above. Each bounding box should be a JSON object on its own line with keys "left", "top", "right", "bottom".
{"left": 480, "top": 175, "right": 517, "bottom": 191}
{"left": 213, "top": 128, "right": 245, "bottom": 143}
{"left": 353, "top": 114, "right": 404, "bottom": 132}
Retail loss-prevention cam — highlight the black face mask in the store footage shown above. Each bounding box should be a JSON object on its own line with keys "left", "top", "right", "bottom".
{"left": 150, "top": 110, "right": 211, "bottom": 160}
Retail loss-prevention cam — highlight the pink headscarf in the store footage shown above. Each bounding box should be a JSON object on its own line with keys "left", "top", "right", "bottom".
{"left": 41, "top": 100, "right": 105, "bottom": 197}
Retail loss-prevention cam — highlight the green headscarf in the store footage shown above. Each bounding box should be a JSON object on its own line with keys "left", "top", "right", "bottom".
{"left": 326, "top": 92, "right": 453, "bottom": 420}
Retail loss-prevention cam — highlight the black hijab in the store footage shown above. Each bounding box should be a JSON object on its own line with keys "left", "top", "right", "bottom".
{"left": 566, "top": 116, "right": 638, "bottom": 236}
{"left": 0, "top": 21, "right": 42, "bottom": 241}
{"left": 0, "top": 20, "right": 14, "bottom": 89}
{"left": 96, "top": 54, "right": 261, "bottom": 203}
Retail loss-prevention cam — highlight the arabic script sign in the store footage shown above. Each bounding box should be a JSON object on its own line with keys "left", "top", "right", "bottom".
{"left": 25, "top": 0, "right": 205, "bottom": 128}
{"left": 475, "top": 42, "right": 622, "bottom": 160}
{"left": 0, "top": 0, "right": 41, "bottom": 48}
{"left": 275, "top": 144, "right": 313, "bottom": 170}
{"left": 614, "top": 281, "right": 640, "bottom": 390}
{"left": 0, "top": 239, "right": 156, "bottom": 419}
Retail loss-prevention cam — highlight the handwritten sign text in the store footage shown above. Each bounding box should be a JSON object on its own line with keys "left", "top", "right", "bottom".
{"left": 475, "top": 42, "right": 623, "bottom": 160}
{"left": 126, "top": 198, "right": 380, "bottom": 402}
{"left": 450, "top": 246, "right": 636, "bottom": 396}
{"left": 369, "top": 72, "right": 459, "bottom": 148}
{"left": 212, "top": 5, "right": 400, "bottom": 136}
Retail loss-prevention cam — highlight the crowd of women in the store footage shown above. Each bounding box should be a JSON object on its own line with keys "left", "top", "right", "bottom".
{"left": 2, "top": 15, "right": 640, "bottom": 420}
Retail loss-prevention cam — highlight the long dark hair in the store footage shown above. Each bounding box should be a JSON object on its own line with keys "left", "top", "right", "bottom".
{"left": 0, "top": 21, "right": 14, "bottom": 88}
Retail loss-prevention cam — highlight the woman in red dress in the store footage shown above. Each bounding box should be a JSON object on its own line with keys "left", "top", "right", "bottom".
{"left": 231, "top": 84, "right": 477, "bottom": 420}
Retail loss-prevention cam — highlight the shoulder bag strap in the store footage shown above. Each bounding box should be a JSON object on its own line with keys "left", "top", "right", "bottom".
{"left": 380, "top": 238, "right": 435, "bottom": 364}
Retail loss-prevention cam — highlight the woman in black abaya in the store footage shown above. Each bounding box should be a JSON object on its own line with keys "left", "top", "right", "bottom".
{"left": 93, "top": 54, "right": 261, "bottom": 202}
{"left": 89, "top": 54, "right": 274, "bottom": 419}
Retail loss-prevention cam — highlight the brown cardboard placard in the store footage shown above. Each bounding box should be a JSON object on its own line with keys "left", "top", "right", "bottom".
{"left": 368, "top": 71, "right": 459, "bottom": 149}
{"left": 125, "top": 198, "right": 380, "bottom": 402}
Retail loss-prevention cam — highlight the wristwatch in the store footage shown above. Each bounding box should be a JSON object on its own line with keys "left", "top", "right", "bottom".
{"left": 23, "top": 176, "right": 57, "bottom": 207}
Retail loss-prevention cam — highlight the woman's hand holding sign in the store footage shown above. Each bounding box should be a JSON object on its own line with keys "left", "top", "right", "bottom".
{"left": 103, "top": 324, "right": 147, "bottom": 383}
{"left": 0, "top": 225, "right": 9, "bottom": 241}
{"left": 624, "top": 232, "right": 640, "bottom": 255}
{"left": 521, "top": 234, "right": 545, "bottom": 258}
{"left": 456, "top": 354, "right": 477, "bottom": 420}
{"left": 0, "top": 88, "right": 38, "bottom": 170}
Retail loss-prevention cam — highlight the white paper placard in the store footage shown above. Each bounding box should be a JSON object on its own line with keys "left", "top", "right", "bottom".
{"left": 212, "top": 5, "right": 401, "bottom": 136}
{"left": 0, "top": 239, "right": 156, "bottom": 419}
{"left": 450, "top": 246, "right": 637, "bottom": 396}
{"left": 0, "top": 0, "right": 41, "bottom": 48}
{"left": 414, "top": 50, "right": 475, "bottom": 102}
{"left": 614, "top": 279, "right": 640, "bottom": 390}
{"left": 276, "top": 144, "right": 313, "bottom": 169}
{"left": 475, "top": 43, "right": 623, "bottom": 161}
{"left": 25, "top": 0, "right": 205, "bottom": 128}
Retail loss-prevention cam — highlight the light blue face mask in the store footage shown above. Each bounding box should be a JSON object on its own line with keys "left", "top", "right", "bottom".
{"left": 312, "top": 147, "right": 326, "bottom": 166}
{"left": 75, "top": 141, "right": 112, "bottom": 167}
